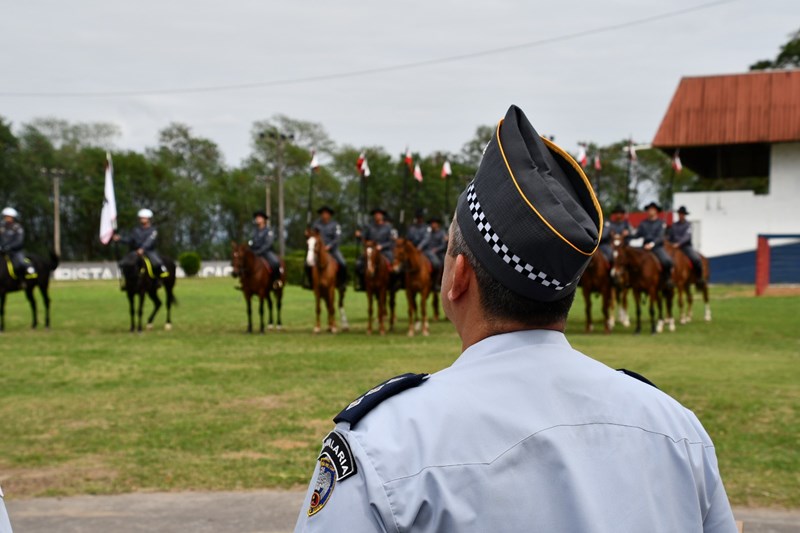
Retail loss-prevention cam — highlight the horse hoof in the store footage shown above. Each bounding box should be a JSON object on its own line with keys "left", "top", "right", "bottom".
{"left": 276, "top": 325, "right": 283, "bottom": 331}
{"left": 414, "top": 321, "right": 422, "bottom": 332}
{"left": 407, "top": 331, "right": 415, "bottom": 337}
{"left": 146, "top": 323, "right": 153, "bottom": 331}
{"left": 422, "top": 330, "right": 430, "bottom": 337}
{"left": 330, "top": 328, "right": 338, "bottom": 335}
{"left": 268, "top": 325, "right": 274, "bottom": 331}
{"left": 313, "top": 327, "right": 321, "bottom": 334}
{"left": 164, "top": 323, "right": 172, "bottom": 331}
{"left": 622, "top": 320, "right": 631, "bottom": 328}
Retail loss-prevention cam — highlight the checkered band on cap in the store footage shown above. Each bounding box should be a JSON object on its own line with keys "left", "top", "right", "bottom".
{"left": 466, "top": 183, "right": 570, "bottom": 291}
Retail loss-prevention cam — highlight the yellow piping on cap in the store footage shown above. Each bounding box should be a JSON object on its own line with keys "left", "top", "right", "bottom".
{"left": 495, "top": 119, "right": 602, "bottom": 256}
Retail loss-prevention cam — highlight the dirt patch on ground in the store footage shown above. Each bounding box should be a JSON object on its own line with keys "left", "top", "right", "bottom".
{"left": 0, "top": 457, "right": 117, "bottom": 498}
{"left": 223, "top": 391, "right": 300, "bottom": 412}
{"left": 220, "top": 451, "right": 272, "bottom": 460}
{"left": 761, "top": 286, "right": 800, "bottom": 297}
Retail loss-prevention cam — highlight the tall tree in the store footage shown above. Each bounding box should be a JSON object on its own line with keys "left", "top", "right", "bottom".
{"left": 750, "top": 28, "right": 800, "bottom": 70}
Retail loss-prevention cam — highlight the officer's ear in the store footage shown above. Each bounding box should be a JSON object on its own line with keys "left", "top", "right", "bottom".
{"left": 447, "top": 254, "right": 472, "bottom": 303}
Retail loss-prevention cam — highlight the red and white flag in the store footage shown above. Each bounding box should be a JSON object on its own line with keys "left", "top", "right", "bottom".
{"left": 404, "top": 146, "right": 413, "bottom": 168}
{"left": 309, "top": 149, "right": 319, "bottom": 171}
{"left": 576, "top": 145, "right": 587, "bottom": 168}
{"left": 672, "top": 150, "right": 682, "bottom": 173}
{"left": 356, "top": 152, "right": 371, "bottom": 177}
{"left": 593, "top": 154, "right": 602, "bottom": 171}
{"left": 99, "top": 152, "right": 117, "bottom": 245}
{"left": 413, "top": 163, "right": 423, "bottom": 183}
{"left": 441, "top": 160, "right": 452, "bottom": 178}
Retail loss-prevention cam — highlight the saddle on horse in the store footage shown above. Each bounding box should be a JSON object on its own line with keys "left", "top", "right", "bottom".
{"left": 4, "top": 253, "right": 37, "bottom": 282}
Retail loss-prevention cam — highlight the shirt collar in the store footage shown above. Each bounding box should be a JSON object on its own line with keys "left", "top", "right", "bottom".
{"left": 454, "top": 329, "right": 571, "bottom": 366}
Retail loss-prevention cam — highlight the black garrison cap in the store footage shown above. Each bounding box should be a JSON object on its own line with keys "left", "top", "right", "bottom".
{"left": 455, "top": 105, "right": 602, "bottom": 302}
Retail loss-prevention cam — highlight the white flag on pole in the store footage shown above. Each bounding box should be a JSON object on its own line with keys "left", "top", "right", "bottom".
{"left": 99, "top": 152, "right": 117, "bottom": 244}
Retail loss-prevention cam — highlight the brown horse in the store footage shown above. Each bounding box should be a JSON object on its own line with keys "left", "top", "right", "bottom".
{"left": 231, "top": 242, "right": 284, "bottom": 333}
{"left": 363, "top": 241, "right": 396, "bottom": 335}
{"left": 578, "top": 251, "right": 613, "bottom": 333}
{"left": 666, "top": 244, "right": 711, "bottom": 324}
{"left": 393, "top": 238, "right": 434, "bottom": 337}
{"left": 611, "top": 236, "right": 672, "bottom": 334}
{"left": 306, "top": 229, "right": 348, "bottom": 334}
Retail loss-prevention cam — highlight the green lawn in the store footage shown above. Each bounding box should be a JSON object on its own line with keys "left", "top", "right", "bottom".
{"left": 0, "top": 279, "right": 798, "bottom": 508}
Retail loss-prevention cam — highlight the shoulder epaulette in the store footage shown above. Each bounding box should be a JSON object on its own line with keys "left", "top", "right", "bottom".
{"left": 617, "top": 368, "right": 659, "bottom": 389}
{"left": 334, "top": 373, "right": 429, "bottom": 428}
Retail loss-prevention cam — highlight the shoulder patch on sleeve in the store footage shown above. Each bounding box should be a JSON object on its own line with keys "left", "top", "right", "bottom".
{"left": 334, "top": 373, "right": 429, "bottom": 428}
{"left": 617, "top": 368, "right": 659, "bottom": 389}
{"left": 319, "top": 430, "right": 357, "bottom": 482}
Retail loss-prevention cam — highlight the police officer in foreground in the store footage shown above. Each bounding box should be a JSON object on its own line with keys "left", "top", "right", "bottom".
{"left": 311, "top": 206, "right": 346, "bottom": 287}
{"left": 406, "top": 209, "right": 428, "bottom": 247}
{"left": 249, "top": 210, "right": 282, "bottom": 280}
{"left": 0, "top": 207, "right": 37, "bottom": 284}
{"left": 598, "top": 204, "right": 631, "bottom": 264}
{"left": 113, "top": 209, "right": 167, "bottom": 286}
{"left": 633, "top": 201, "right": 673, "bottom": 288}
{"left": 669, "top": 205, "right": 705, "bottom": 283}
{"left": 0, "top": 485, "right": 13, "bottom": 533}
{"left": 354, "top": 208, "right": 397, "bottom": 291}
{"left": 294, "top": 105, "right": 736, "bottom": 532}
{"left": 417, "top": 216, "right": 447, "bottom": 290}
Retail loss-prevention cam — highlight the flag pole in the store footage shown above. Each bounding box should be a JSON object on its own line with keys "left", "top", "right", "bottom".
{"left": 306, "top": 166, "right": 314, "bottom": 226}
{"left": 626, "top": 138, "right": 633, "bottom": 210}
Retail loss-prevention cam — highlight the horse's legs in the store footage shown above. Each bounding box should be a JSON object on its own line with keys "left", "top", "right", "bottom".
{"left": 366, "top": 288, "right": 374, "bottom": 335}
{"left": 245, "top": 293, "right": 253, "bottom": 333}
{"left": 406, "top": 290, "right": 416, "bottom": 337}
{"left": 619, "top": 289, "right": 630, "bottom": 327}
{"left": 164, "top": 284, "right": 173, "bottom": 331}
{"left": 137, "top": 292, "right": 145, "bottom": 332}
{"left": 651, "top": 289, "right": 662, "bottom": 334}
{"left": 276, "top": 288, "right": 284, "bottom": 330}
{"left": 25, "top": 285, "right": 37, "bottom": 329}
{"left": 634, "top": 290, "right": 642, "bottom": 335}
{"left": 420, "top": 288, "right": 429, "bottom": 337}
{"left": 601, "top": 287, "right": 611, "bottom": 333}
{"left": 146, "top": 288, "right": 161, "bottom": 330}
{"left": 313, "top": 293, "right": 322, "bottom": 334}
{"left": 702, "top": 282, "right": 712, "bottom": 322}
{"left": 40, "top": 283, "right": 51, "bottom": 329}
{"left": 265, "top": 291, "right": 273, "bottom": 331}
{"left": 583, "top": 286, "right": 593, "bottom": 333}
{"left": 378, "top": 288, "right": 387, "bottom": 336}
{"left": 389, "top": 288, "right": 397, "bottom": 332}
{"left": 326, "top": 285, "right": 337, "bottom": 333}
{"left": 337, "top": 286, "right": 348, "bottom": 331}
{"left": 258, "top": 295, "right": 265, "bottom": 334}
{"left": 127, "top": 291, "right": 136, "bottom": 332}
{"left": 432, "top": 290, "right": 440, "bottom": 321}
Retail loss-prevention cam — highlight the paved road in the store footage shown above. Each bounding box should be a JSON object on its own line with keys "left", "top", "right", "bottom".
{"left": 6, "top": 491, "right": 800, "bottom": 532}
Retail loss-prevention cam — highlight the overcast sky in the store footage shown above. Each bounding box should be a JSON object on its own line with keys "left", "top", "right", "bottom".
{"left": 1, "top": 0, "right": 797, "bottom": 166}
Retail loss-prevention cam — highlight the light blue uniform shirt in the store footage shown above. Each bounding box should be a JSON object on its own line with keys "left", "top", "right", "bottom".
{"left": 0, "top": 486, "right": 13, "bottom": 533}
{"left": 295, "top": 330, "right": 737, "bottom": 532}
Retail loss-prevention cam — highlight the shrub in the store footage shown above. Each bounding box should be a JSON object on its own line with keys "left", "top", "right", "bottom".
{"left": 178, "top": 251, "right": 202, "bottom": 277}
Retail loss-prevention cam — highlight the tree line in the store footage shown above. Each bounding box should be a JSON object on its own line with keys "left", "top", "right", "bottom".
{"left": 0, "top": 114, "right": 697, "bottom": 261}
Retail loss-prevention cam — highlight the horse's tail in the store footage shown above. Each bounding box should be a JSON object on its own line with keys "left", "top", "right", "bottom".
{"left": 49, "top": 249, "right": 60, "bottom": 272}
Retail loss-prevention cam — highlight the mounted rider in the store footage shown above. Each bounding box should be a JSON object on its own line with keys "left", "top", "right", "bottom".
{"left": 0, "top": 207, "right": 38, "bottom": 284}
{"left": 598, "top": 204, "right": 631, "bottom": 264}
{"left": 417, "top": 216, "right": 447, "bottom": 290}
{"left": 668, "top": 206, "right": 705, "bottom": 282}
{"left": 311, "top": 205, "right": 347, "bottom": 287}
{"left": 406, "top": 209, "right": 428, "bottom": 247}
{"left": 354, "top": 208, "right": 397, "bottom": 291}
{"left": 249, "top": 210, "right": 282, "bottom": 280}
{"left": 632, "top": 201, "right": 673, "bottom": 288}
{"left": 113, "top": 208, "right": 168, "bottom": 285}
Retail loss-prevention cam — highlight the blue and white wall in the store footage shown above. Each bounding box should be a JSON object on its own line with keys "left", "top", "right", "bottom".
{"left": 673, "top": 142, "right": 800, "bottom": 283}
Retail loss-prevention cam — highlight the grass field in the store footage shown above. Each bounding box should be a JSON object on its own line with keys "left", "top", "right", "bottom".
{"left": 0, "top": 278, "right": 798, "bottom": 508}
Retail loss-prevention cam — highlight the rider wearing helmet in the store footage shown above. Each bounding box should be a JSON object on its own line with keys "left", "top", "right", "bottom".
{"left": 113, "top": 208, "right": 168, "bottom": 284}
{"left": 0, "top": 207, "right": 38, "bottom": 284}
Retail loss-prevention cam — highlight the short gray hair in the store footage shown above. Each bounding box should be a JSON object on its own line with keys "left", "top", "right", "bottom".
{"left": 448, "top": 218, "right": 575, "bottom": 327}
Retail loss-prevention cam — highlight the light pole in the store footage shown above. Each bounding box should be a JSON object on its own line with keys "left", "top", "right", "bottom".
{"left": 42, "top": 167, "right": 65, "bottom": 257}
{"left": 260, "top": 129, "right": 294, "bottom": 258}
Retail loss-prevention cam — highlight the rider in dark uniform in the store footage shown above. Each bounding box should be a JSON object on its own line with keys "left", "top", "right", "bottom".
{"left": 311, "top": 206, "right": 347, "bottom": 287}
{"left": 632, "top": 202, "right": 673, "bottom": 288}
{"left": 668, "top": 206, "right": 704, "bottom": 281}
{"left": 417, "top": 216, "right": 448, "bottom": 290}
{"left": 113, "top": 209, "right": 167, "bottom": 285}
{"left": 406, "top": 210, "right": 428, "bottom": 247}
{"left": 249, "top": 210, "right": 281, "bottom": 275}
{"left": 354, "top": 208, "right": 397, "bottom": 291}
{"left": 599, "top": 205, "right": 631, "bottom": 264}
{"left": 0, "top": 207, "right": 37, "bottom": 283}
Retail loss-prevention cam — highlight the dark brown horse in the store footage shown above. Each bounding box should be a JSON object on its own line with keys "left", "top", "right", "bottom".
{"left": 666, "top": 244, "right": 711, "bottom": 324}
{"left": 120, "top": 254, "right": 177, "bottom": 332}
{"left": 0, "top": 251, "right": 59, "bottom": 332}
{"left": 306, "top": 229, "right": 348, "bottom": 334}
{"left": 611, "top": 237, "right": 671, "bottom": 334}
{"left": 363, "top": 240, "right": 396, "bottom": 335}
{"left": 579, "top": 251, "right": 613, "bottom": 333}
{"left": 393, "top": 238, "right": 434, "bottom": 337}
{"left": 231, "top": 242, "right": 285, "bottom": 333}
